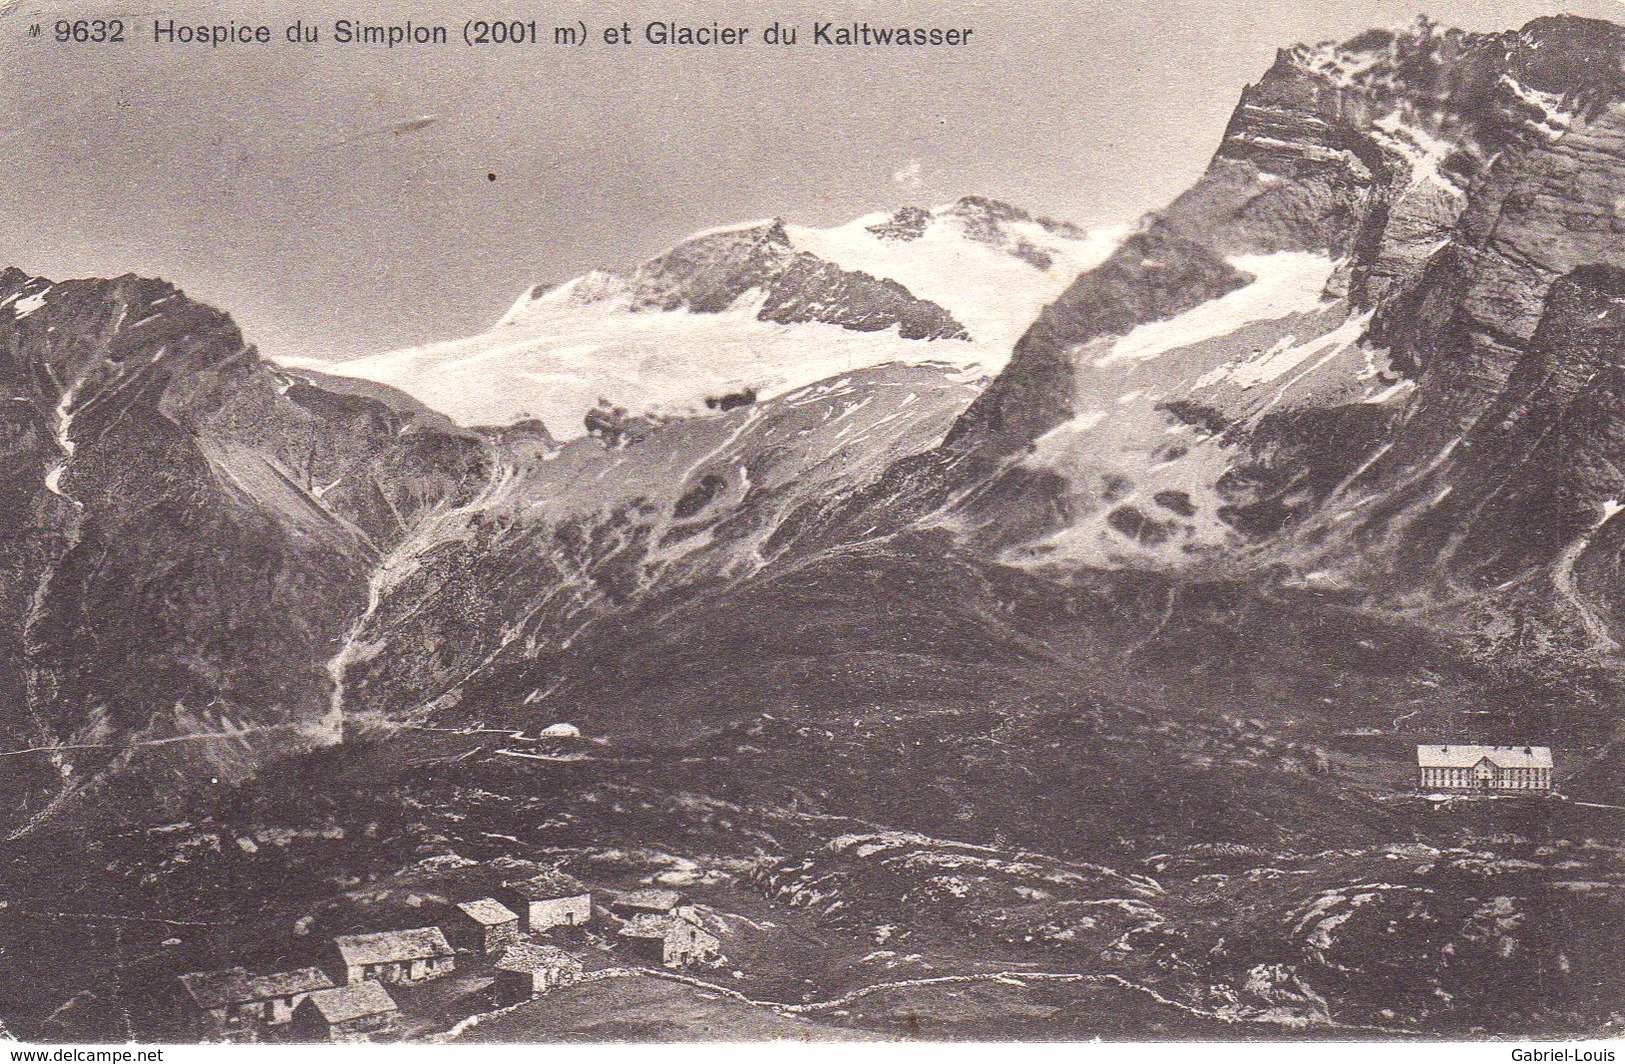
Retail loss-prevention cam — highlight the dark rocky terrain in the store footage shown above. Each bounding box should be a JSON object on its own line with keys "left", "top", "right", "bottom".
{"left": 0, "top": 268, "right": 489, "bottom": 833}
{"left": 604, "top": 219, "right": 968, "bottom": 340}
{"left": 2, "top": 14, "right": 1625, "bottom": 1043}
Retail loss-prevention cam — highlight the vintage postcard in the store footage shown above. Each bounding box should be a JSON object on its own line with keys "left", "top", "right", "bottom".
{"left": 0, "top": 0, "right": 1622, "bottom": 1048}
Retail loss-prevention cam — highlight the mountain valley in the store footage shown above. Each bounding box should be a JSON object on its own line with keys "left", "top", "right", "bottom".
{"left": 2, "top": 14, "right": 1625, "bottom": 1042}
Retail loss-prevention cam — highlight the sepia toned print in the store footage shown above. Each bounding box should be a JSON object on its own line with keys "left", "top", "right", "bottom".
{"left": 0, "top": 0, "right": 1622, "bottom": 1045}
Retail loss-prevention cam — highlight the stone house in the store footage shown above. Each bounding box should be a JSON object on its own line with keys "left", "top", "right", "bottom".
{"left": 333, "top": 926, "right": 456, "bottom": 986}
{"left": 444, "top": 897, "right": 521, "bottom": 958}
{"left": 176, "top": 966, "right": 334, "bottom": 1041}
{"left": 494, "top": 870, "right": 592, "bottom": 932}
{"left": 608, "top": 888, "right": 680, "bottom": 919}
{"left": 491, "top": 942, "right": 583, "bottom": 1002}
{"left": 617, "top": 905, "right": 721, "bottom": 968}
{"left": 290, "top": 981, "right": 400, "bottom": 1043}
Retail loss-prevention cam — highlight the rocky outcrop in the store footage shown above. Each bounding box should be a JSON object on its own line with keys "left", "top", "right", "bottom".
{"left": 757, "top": 252, "right": 968, "bottom": 339}
{"left": 947, "top": 227, "right": 1252, "bottom": 458}
{"left": 609, "top": 220, "right": 968, "bottom": 339}
{"left": 1386, "top": 267, "right": 1625, "bottom": 586}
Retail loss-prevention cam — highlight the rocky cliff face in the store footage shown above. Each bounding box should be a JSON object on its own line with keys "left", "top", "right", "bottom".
{"left": 928, "top": 15, "right": 1625, "bottom": 638}
{"left": 609, "top": 219, "right": 969, "bottom": 339}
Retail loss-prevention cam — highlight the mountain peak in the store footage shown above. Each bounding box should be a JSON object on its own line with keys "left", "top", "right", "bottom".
{"left": 1506, "top": 14, "right": 1625, "bottom": 99}
{"left": 320, "top": 200, "right": 1122, "bottom": 434}
{"left": 945, "top": 195, "right": 1030, "bottom": 222}
{"left": 1276, "top": 13, "right": 1625, "bottom": 129}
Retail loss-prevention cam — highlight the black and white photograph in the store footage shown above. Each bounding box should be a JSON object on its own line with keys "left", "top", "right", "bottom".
{"left": 0, "top": 0, "right": 1622, "bottom": 1046}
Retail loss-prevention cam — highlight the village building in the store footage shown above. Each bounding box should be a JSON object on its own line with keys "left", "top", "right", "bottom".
{"left": 1416, "top": 745, "right": 1554, "bottom": 793}
{"left": 333, "top": 927, "right": 456, "bottom": 986}
{"left": 609, "top": 888, "right": 680, "bottom": 918}
{"left": 444, "top": 897, "right": 520, "bottom": 958}
{"left": 617, "top": 905, "right": 722, "bottom": 968}
{"left": 176, "top": 966, "right": 335, "bottom": 1041}
{"left": 290, "top": 981, "right": 400, "bottom": 1043}
{"left": 176, "top": 967, "right": 261, "bottom": 1042}
{"left": 245, "top": 968, "right": 340, "bottom": 1027}
{"left": 491, "top": 942, "right": 584, "bottom": 1002}
{"left": 494, "top": 870, "right": 593, "bottom": 932}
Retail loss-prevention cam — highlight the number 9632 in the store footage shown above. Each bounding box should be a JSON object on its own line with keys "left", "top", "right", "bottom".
{"left": 54, "top": 19, "right": 126, "bottom": 42}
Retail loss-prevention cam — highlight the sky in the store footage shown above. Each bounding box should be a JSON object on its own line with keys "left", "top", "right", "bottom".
{"left": 0, "top": 0, "right": 1619, "bottom": 362}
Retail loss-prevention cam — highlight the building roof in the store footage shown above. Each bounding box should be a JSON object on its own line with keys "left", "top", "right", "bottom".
{"left": 455, "top": 898, "right": 519, "bottom": 926}
{"left": 244, "top": 967, "right": 335, "bottom": 1000}
{"left": 619, "top": 909, "right": 719, "bottom": 947}
{"left": 503, "top": 869, "right": 588, "bottom": 901}
{"left": 178, "top": 967, "right": 255, "bottom": 1010}
{"left": 179, "top": 966, "right": 336, "bottom": 1009}
{"left": 618, "top": 912, "right": 671, "bottom": 940}
{"left": 1416, "top": 745, "right": 1553, "bottom": 769}
{"left": 493, "top": 942, "right": 581, "bottom": 974}
{"left": 334, "top": 926, "right": 455, "bottom": 967}
{"left": 300, "top": 982, "right": 398, "bottom": 1025}
{"left": 611, "top": 888, "right": 680, "bottom": 913}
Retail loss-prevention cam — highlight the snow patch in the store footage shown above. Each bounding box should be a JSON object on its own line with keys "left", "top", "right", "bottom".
{"left": 1498, "top": 74, "right": 1574, "bottom": 140}
{"left": 1205, "top": 310, "right": 1371, "bottom": 390}
{"left": 42, "top": 381, "right": 80, "bottom": 502}
{"left": 1370, "top": 114, "right": 1461, "bottom": 194}
{"left": 1095, "top": 253, "right": 1338, "bottom": 369}
{"left": 13, "top": 292, "right": 47, "bottom": 318}
{"left": 1362, "top": 378, "right": 1416, "bottom": 405}
{"left": 787, "top": 207, "right": 1124, "bottom": 351}
{"left": 1040, "top": 409, "right": 1108, "bottom": 442}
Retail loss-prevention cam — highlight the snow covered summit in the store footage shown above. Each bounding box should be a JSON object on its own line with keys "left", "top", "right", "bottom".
{"left": 300, "top": 198, "right": 1122, "bottom": 437}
